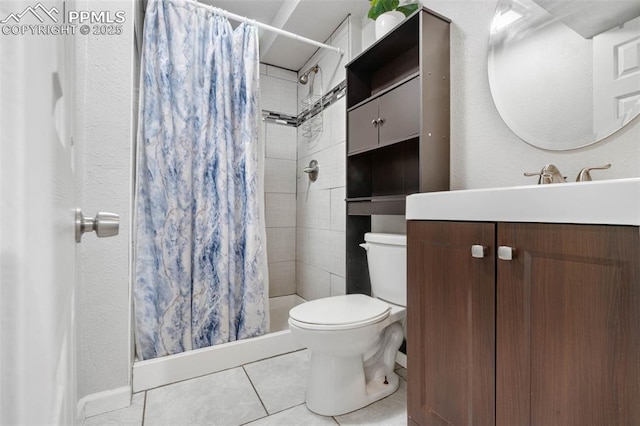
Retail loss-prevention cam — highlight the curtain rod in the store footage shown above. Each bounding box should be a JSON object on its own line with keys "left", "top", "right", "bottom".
{"left": 185, "top": 0, "right": 345, "bottom": 56}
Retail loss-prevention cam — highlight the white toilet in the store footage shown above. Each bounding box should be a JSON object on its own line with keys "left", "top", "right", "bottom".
{"left": 288, "top": 232, "right": 407, "bottom": 416}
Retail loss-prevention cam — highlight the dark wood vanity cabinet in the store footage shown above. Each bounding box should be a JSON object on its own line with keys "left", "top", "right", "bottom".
{"left": 407, "top": 221, "right": 640, "bottom": 426}
{"left": 407, "top": 221, "right": 496, "bottom": 426}
{"left": 497, "top": 223, "right": 640, "bottom": 426}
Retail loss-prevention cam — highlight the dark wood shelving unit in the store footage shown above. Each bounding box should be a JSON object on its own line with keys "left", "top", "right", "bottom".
{"left": 345, "top": 7, "right": 450, "bottom": 295}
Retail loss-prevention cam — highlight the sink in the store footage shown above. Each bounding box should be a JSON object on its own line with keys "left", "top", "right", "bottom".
{"left": 406, "top": 178, "right": 640, "bottom": 225}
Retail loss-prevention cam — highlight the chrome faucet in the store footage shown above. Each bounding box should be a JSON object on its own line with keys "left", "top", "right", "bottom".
{"left": 524, "top": 164, "right": 566, "bottom": 184}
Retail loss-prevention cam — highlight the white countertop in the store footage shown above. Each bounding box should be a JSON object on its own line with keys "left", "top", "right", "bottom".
{"left": 406, "top": 178, "right": 640, "bottom": 226}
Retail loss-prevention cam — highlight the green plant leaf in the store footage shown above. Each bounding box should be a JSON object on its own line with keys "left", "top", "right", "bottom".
{"left": 396, "top": 3, "right": 419, "bottom": 17}
{"left": 368, "top": 0, "right": 400, "bottom": 20}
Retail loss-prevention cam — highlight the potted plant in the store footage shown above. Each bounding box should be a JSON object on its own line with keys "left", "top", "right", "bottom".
{"left": 368, "top": 0, "right": 419, "bottom": 39}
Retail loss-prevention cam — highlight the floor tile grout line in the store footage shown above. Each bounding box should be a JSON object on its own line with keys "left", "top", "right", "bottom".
{"left": 236, "top": 402, "right": 310, "bottom": 426}
{"left": 257, "top": 401, "right": 307, "bottom": 419}
{"left": 242, "top": 347, "right": 307, "bottom": 368}
{"left": 241, "top": 365, "right": 270, "bottom": 419}
{"left": 140, "top": 391, "right": 147, "bottom": 426}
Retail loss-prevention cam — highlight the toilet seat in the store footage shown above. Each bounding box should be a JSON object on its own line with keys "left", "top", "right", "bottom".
{"left": 289, "top": 294, "right": 390, "bottom": 331}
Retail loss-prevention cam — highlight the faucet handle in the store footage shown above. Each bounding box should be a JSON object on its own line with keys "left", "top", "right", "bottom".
{"left": 576, "top": 163, "right": 611, "bottom": 182}
{"left": 524, "top": 171, "right": 552, "bottom": 185}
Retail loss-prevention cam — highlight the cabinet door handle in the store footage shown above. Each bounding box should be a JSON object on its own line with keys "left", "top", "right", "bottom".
{"left": 371, "top": 119, "right": 378, "bottom": 127}
{"left": 377, "top": 117, "right": 385, "bottom": 125}
{"left": 498, "top": 246, "right": 516, "bottom": 260}
{"left": 471, "top": 245, "right": 488, "bottom": 258}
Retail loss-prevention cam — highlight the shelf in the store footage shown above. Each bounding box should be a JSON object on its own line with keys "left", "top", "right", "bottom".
{"left": 347, "top": 196, "right": 409, "bottom": 216}
{"left": 346, "top": 12, "right": 420, "bottom": 108}
{"left": 347, "top": 138, "right": 419, "bottom": 199}
{"left": 346, "top": 73, "right": 420, "bottom": 113}
{"left": 347, "top": 133, "right": 420, "bottom": 157}
{"left": 347, "top": 195, "right": 408, "bottom": 202}
{"left": 345, "top": 7, "right": 451, "bottom": 296}
{"left": 346, "top": 7, "right": 450, "bottom": 72}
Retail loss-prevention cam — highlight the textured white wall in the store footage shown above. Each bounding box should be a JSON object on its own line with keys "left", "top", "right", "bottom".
{"left": 421, "top": 0, "right": 639, "bottom": 189}
{"left": 74, "top": 0, "right": 135, "bottom": 399}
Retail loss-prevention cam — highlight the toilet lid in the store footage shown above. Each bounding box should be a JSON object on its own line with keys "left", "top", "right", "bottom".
{"left": 289, "top": 294, "right": 390, "bottom": 331}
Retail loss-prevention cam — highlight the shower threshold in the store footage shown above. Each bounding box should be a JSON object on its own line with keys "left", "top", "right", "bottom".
{"left": 132, "top": 294, "right": 306, "bottom": 392}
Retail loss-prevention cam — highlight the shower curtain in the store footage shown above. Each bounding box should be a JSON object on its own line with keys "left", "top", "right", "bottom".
{"left": 134, "top": 0, "right": 268, "bottom": 360}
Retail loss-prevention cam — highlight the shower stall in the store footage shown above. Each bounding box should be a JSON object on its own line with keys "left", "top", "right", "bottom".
{"left": 132, "top": 1, "right": 354, "bottom": 391}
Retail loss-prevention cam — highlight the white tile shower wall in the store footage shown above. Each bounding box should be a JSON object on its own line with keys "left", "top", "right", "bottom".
{"left": 297, "top": 17, "right": 355, "bottom": 107}
{"left": 296, "top": 228, "right": 345, "bottom": 277}
{"left": 330, "top": 187, "right": 346, "bottom": 232}
{"left": 296, "top": 18, "right": 354, "bottom": 300}
{"left": 266, "top": 124, "right": 297, "bottom": 161}
{"left": 265, "top": 158, "right": 297, "bottom": 193}
{"left": 296, "top": 190, "right": 331, "bottom": 230}
{"left": 330, "top": 274, "right": 347, "bottom": 297}
{"left": 261, "top": 64, "right": 298, "bottom": 297}
{"left": 268, "top": 261, "right": 296, "bottom": 298}
{"left": 296, "top": 261, "right": 332, "bottom": 301}
{"left": 265, "top": 193, "right": 296, "bottom": 228}
{"left": 261, "top": 66, "right": 298, "bottom": 116}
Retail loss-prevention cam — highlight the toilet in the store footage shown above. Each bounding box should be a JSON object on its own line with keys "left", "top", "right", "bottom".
{"left": 288, "top": 232, "right": 407, "bottom": 416}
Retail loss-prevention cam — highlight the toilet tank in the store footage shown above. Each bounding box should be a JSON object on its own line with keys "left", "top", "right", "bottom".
{"left": 361, "top": 233, "right": 407, "bottom": 307}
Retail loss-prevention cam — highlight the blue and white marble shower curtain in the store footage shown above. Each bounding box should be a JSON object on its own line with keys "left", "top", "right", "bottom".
{"left": 134, "top": 0, "right": 268, "bottom": 360}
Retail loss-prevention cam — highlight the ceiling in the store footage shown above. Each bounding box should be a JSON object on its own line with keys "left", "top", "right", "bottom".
{"left": 531, "top": 0, "right": 640, "bottom": 39}
{"left": 205, "top": 0, "right": 370, "bottom": 71}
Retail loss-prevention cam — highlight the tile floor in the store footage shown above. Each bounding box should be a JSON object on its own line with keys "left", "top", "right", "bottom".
{"left": 84, "top": 349, "right": 408, "bottom": 426}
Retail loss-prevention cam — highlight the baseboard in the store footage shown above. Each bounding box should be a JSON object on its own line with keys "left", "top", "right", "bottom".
{"left": 133, "top": 329, "right": 304, "bottom": 392}
{"left": 395, "top": 351, "right": 407, "bottom": 369}
{"left": 77, "top": 386, "right": 132, "bottom": 419}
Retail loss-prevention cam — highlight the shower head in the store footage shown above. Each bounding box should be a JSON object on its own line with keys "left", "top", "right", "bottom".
{"left": 299, "top": 65, "right": 319, "bottom": 85}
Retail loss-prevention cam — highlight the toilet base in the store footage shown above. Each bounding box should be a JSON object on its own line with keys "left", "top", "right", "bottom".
{"left": 305, "top": 351, "right": 401, "bottom": 416}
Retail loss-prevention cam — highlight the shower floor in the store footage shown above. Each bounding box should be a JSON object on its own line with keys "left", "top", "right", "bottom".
{"left": 269, "top": 294, "right": 305, "bottom": 332}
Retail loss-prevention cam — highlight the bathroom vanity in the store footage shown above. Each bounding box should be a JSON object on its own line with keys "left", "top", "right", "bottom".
{"left": 405, "top": 179, "right": 640, "bottom": 426}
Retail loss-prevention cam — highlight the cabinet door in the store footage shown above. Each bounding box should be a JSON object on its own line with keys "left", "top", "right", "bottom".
{"left": 347, "top": 99, "right": 379, "bottom": 154}
{"left": 378, "top": 77, "right": 420, "bottom": 147}
{"left": 497, "top": 223, "right": 640, "bottom": 426}
{"left": 407, "top": 221, "right": 495, "bottom": 426}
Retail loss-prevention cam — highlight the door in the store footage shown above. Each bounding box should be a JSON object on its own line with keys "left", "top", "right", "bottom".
{"left": 407, "top": 221, "right": 495, "bottom": 426}
{"left": 347, "top": 99, "right": 379, "bottom": 154}
{"left": 0, "top": 1, "right": 78, "bottom": 423}
{"left": 378, "top": 77, "right": 420, "bottom": 147}
{"left": 497, "top": 223, "right": 640, "bottom": 426}
{"left": 593, "top": 15, "right": 640, "bottom": 138}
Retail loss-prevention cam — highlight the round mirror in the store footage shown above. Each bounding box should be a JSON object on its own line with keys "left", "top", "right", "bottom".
{"left": 488, "top": 0, "right": 640, "bottom": 150}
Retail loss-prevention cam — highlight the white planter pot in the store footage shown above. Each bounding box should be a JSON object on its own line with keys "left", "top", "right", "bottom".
{"left": 375, "top": 11, "right": 405, "bottom": 40}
